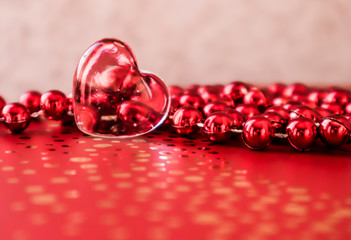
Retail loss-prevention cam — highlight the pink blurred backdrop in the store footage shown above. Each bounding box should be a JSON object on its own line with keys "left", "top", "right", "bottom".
{"left": 1, "top": 0, "right": 351, "bottom": 101}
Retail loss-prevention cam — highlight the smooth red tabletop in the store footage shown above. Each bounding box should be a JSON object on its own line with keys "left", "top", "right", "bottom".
{"left": 0, "top": 120, "right": 350, "bottom": 240}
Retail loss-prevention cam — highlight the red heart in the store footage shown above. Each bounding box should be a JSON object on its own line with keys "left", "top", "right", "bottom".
{"left": 73, "top": 38, "right": 170, "bottom": 137}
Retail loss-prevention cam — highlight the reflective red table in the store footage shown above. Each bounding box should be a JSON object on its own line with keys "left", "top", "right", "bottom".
{"left": 0, "top": 120, "right": 350, "bottom": 240}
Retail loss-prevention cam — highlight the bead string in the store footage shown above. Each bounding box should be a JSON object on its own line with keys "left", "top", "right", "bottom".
{"left": 0, "top": 82, "right": 350, "bottom": 152}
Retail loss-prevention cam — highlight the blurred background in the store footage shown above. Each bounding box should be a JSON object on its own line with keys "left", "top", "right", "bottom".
{"left": 1, "top": 0, "right": 351, "bottom": 101}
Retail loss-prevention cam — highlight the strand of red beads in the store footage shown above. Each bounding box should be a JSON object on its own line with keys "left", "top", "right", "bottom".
{"left": 0, "top": 82, "right": 350, "bottom": 152}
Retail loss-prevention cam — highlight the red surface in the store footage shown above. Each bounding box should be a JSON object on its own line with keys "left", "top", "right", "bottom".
{"left": 0, "top": 120, "right": 351, "bottom": 240}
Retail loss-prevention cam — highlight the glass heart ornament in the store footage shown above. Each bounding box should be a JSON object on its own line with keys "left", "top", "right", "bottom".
{"left": 73, "top": 38, "right": 170, "bottom": 138}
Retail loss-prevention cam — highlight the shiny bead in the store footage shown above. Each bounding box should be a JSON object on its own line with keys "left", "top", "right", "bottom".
{"left": 1, "top": 103, "right": 31, "bottom": 133}
{"left": 0, "top": 96, "right": 6, "bottom": 112}
{"left": 319, "top": 114, "right": 351, "bottom": 147}
{"left": 323, "top": 90, "right": 350, "bottom": 106}
{"left": 243, "top": 88, "right": 270, "bottom": 112}
{"left": 60, "top": 97, "right": 75, "bottom": 126}
{"left": 265, "top": 106, "right": 290, "bottom": 121}
{"left": 202, "top": 112, "right": 234, "bottom": 143}
{"left": 221, "top": 109, "right": 245, "bottom": 130}
{"left": 242, "top": 116, "right": 274, "bottom": 150}
{"left": 198, "top": 86, "right": 221, "bottom": 103}
{"left": 261, "top": 111, "right": 286, "bottom": 133}
{"left": 19, "top": 91, "right": 42, "bottom": 113}
{"left": 222, "top": 81, "right": 249, "bottom": 103}
{"left": 283, "top": 101, "right": 301, "bottom": 111}
{"left": 283, "top": 83, "right": 309, "bottom": 98}
{"left": 168, "top": 85, "right": 183, "bottom": 96}
{"left": 307, "top": 90, "right": 326, "bottom": 105}
{"left": 203, "top": 101, "right": 228, "bottom": 117}
{"left": 289, "top": 105, "right": 322, "bottom": 123}
{"left": 235, "top": 104, "right": 260, "bottom": 120}
{"left": 345, "top": 102, "right": 351, "bottom": 114}
{"left": 314, "top": 107, "right": 332, "bottom": 118}
{"left": 320, "top": 103, "right": 344, "bottom": 114}
{"left": 286, "top": 117, "right": 318, "bottom": 151}
{"left": 172, "top": 106, "right": 203, "bottom": 136}
{"left": 344, "top": 113, "right": 351, "bottom": 122}
{"left": 185, "top": 84, "right": 199, "bottom": 94}
{"left": 179, "top": 93, "right": 204, "bottom": 109}
{"left": 267, "top": 83, "right": 286, "bottom": 97}
{"left": 41, "top": 90, "right": 68, "bottom": 120}
{"left": 272, "top": 97, "right": 289, "bottom": 106}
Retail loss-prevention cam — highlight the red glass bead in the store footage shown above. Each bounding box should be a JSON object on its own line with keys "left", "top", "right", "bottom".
{"left": 73, "top": 38, "right": 170, "bottom": 137}
{"left": 75, "top": 105, "right": 99, "bottom": 133}
{"left": 185, "top": 84, "right": 199, "bottom": 94}
{"left": 202, "top": 112, "right": 234, "bottom": 142}
{"left": 286, "top": 117, "right": 318, "bottom": 151}
{"left": 289, "top": 105, "right": 322, "bottom": 123}
{"left": 41, "top": 90, "right": 68, "bottom": 120}
{"left": 243, "top": 88, "right": 270, "bottom": 112}
{"left": 345, "top": 102, "right": 351, "bottom": 114}
{"left": 172, "top": 106, "right": 203, "bottom": 136}
{"left": 314, "top": 107, "right": 332, "bottom": 118}
{"left": 60, "top": 97, "right": 75, "bottom": 126}
{"left": 265, "top": 106, "right": 290, "bottom": 121}
{"left": 344, "top": 113, "right": 351, "bottom": 123}
{"left": 222, "top": 81, "right": 249, "bottom": 103}
{"left": 319, "top": 114, "right": 351, "bottom": 147}
{"left": 117, "top": 101, "right": 163, "bottom": 136}
{"left": 261, "top": 111, "right": 286, "bottom": 133}
{"left": 323, "top": 90, "right": 350, "bottom": 106}
{"left": 221, "top": 109, "right": 245, "bottom": 130}
{"left": 1, "top": 103, "right": 31, "bottom": 133}
{"left": 320, "top": 103, "right": 344, "bottom": 115}
{"left": 168, "top": 85, "right": 183, "bottom": 96}
{"left": 307, "top": 90, "right": 326, "bottom": 105}
{"left": 242, "top": 116, "right": 274, "bottom": 150}
{"left": 267, "top": 83, "right": 286, "bottom": 97}
{"left": 199, "top": 87, "right": 221, "bottom": 104}
{"left": 19, "top": 91, "right": 42, "bottom": 113}
{"left": 283, "top": 83, "right": 309, "bottom": 98}
{"left": 203, "top": 101, "right": 228, "bottom": 117}
{"left": 235, "top": 104, "right": 260, "bottom": 120}
{"left": 179, "top": 93, "right": 204, "bottom": 109}
{"left": 283, "top": 101, "right": 301, "bottom": 111}
{"left": 272, "top": 97, "right": 289, "bottom": 106}
{"left": 0, "top": 96, "right": 6, "bottom": 112}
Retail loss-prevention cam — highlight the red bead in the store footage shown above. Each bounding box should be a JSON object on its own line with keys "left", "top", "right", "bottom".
{"left": 261, "top": 111, "right": 286, "bottom": 133}
{"left": 314, "top": 107, "right": 332, "bottom": 118}
{"left": 221, "top": 109, "right": 245, "bottom": 130}
{"left": 60, "top": 97, "right": 75, "bottom": 126}
{"left": 222, "top": 81, "right": 249, "bottom": 103}
{"left": 323, "top": 90, "right": 350, "bottom": 106}
{"left": 272, "top": 97, "right": 289, "bottom": 106}
{"left": 74, "top": 105, "right": 99, "bottom": 133}
{"left": 320, "top": 103, "right": 344, "bottom": 115}
{"left": 19, "top": 91, "right": 42, "bottom": 113}
{"left": 185, "top": 84, "right": 199, "bottom": 94}
{"left": 202, "top": 112, "right": 234, "bottom": 142}
{"left": 267, "top": 83, "right": 286, "bottom": 97}
{"left": 168, "top": 85, "right": 183, "bottom": 96}
{"left": 289, "top": 105, "right": 322, "bottom": 123}
{"left": 203, "top": 101, "right": 228, "bottom": 117}
{"left": 243, "top": 88, "right": 270, "bottom": 112}
{"left": 172, "top": 106, "right": 203, "bottom": 136}
{"left": 179, "top": 93, "right": 204, "bottom": 109}
{"left": 283, "top": 83, "right": 309, "bottom": 98}
{"left": 265, "top": 106, "right": 290, "bottom": 121}
{"left": 283, "top": 101, "right": 301, "bottom": 111}
{"left": 41, "top": 90, "right": 68, "bottom": 120}
{"left": 345, "top": 102, "right": 351, "bottom": 114}
{"left": 307, "top": 90, "right": 326, "bottom": 105}
{"left": 117, "top": 101, "right": 162, "bottom": 136}
{"left": 235, "top": 104, "right": 260, "bottom": 120}
{"left": 0, "top": 96, "right": 6, "bottom": 112}
{"left": 344, "top": 113, "right": 351, "bottom": 123}
{"left": 319, "top": 114, "right": 351, "bottom": 147}
{"left": 286, "top": 117, "right": 318, "bottom": 151}
{"left": 242, "top": 116, "right": 274, "bottom": 150}
{"left": 199, "top": 87, "right": 221, "bottom": 104}
{"left": 1, "top": 103, "right": 31, "bottom": 133}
